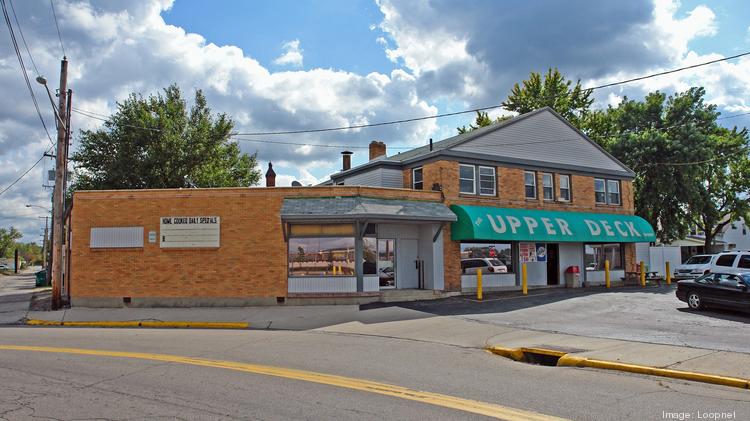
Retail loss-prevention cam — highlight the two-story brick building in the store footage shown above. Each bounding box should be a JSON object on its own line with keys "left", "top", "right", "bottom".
{"left": 65, "top": 107, "right": 655, "bottom": 307}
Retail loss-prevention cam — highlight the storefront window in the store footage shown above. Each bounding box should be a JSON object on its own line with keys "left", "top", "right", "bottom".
{"left": 378, "top": 239, "right": 396, "bottom": 287}
{"left": 288, "top": 237, "right": 355, "bottom": 276}
{"left": 460, "top": 242, "right": 514, "bottom": 273}
{"left": 584, "top": 243, "right": 623, "bottom": 271}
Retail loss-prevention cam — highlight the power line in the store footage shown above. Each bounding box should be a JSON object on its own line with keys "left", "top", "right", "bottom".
{"left": 49, "top": 0, "right": 64, "bottom": 57}
{"left": 0, "top": 146, "right": 54, "bottom": 197}
{"left": 588, "top": 51, "right": 750, "bottom": 90}
{"left": 8, "top": 0, "right": 38, "bottom": 75}
{"left": 1, "top": 0, "right": 55, "bottom": 148}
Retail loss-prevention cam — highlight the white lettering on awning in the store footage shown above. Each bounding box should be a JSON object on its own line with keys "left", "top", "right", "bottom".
{"left": 541, "top": 217, "right": 556, "bottom": 235}
{"left": 624, "top": 221, "right": 642, "bottom": 237}
{"left": 487, "top": 215, "right": 507, "bottom": 234}
{"left": 600, "top": 220, "right": 615, "bottom": 236}
{"left": 614, "top": 221, "right": 629, "bottom": 236}
{"left": 555, "top": 218, "right": 573, "bottom": 236}
{"left": 523, "top": 217, "right": 539, "bottom": 234}
{"left": 584, "top": 219, "right": 601, "bottom": 236}
{"left": 507, "top": 216, "right": 521, "bottom": 234}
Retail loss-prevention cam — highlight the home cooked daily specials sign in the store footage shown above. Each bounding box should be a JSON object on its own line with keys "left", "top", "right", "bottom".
{"left": 160, "top": 216, "right": 220, "bottom": 248}
{"left": 450, "top": 205, "right": 657, "bottom": 243}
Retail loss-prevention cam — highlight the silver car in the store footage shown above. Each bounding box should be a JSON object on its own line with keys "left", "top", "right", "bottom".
{"left": 461, "top": 258, "right": 508, "bottom": 274}
{"left": 674, "top": 254, "right": 716, "bottom": 280}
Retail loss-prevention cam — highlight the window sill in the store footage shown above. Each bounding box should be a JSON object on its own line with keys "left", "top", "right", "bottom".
{"left": 595, "top": 203, "right": 622, "bottom": 208}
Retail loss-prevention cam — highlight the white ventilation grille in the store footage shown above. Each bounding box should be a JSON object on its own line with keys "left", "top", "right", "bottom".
{"left": 90, "top": 227, "right": 144, "bottom": 249}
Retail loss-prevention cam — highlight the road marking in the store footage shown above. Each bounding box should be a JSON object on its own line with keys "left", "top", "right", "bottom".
{"left": 0, "top": 345, "right": 567, "bottom": 420}
{"left": 26, "top": 320, "right": 249, "bottom": 329}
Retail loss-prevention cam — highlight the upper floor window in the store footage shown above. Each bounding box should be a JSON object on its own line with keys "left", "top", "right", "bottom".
{"left": 559, "top": 175, "right": 571, "bottom": 201}
{"left": 542, "top": 173, "right": 554, "bottom": 201}
{"left": 594, "top": 178, "right": 621, "bottom": 205}
{"left": 478, "top": 166, "right": 496, "bottom": 196}
{"left": 607, "top": 180, "right": 621, "bottom": 205}
{"left": 412, "top": 167, "right": 423, "bottom": 190}
{"left": 459, "top": 164, "right": 476, "bottom": 195}
{"left": 524, "top": 171, "right": 536, "bottom": 199}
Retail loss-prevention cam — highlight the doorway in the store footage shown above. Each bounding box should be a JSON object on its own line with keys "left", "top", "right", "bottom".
{"left": 547, "top": 243, "right": 559, "bottom": 285}
{"left": 397, "top": 239, "right": 419, "bottom": 289}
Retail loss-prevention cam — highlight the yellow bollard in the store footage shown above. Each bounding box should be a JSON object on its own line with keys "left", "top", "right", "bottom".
{"left": 605, "top": 259, "right": 610, "bottom": 289}
{"left": 477, "top": 268, "right": 483, "bottom": 301}
{"left": 640, "top": 261, "right": 646, "bottom": 287}
{"left": 332, "top": 265, "right": 337, "bottom": 276}
{"left": 666, "top": 261, "right": 671, "bottom": 285}
{"left": 522, "top": 263, "right": 528, "bottom": 295}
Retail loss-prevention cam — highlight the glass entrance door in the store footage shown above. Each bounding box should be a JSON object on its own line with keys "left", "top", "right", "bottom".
{"left": 378, "top": 239, "right": 396, "bottom": 289}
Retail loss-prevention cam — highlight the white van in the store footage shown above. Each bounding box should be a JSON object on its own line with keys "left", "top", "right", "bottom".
{"left": 673, "top": 254, "right": 717, "bottom": 280}
{"left": 709, "top": 251, "right": 750, "bottom": 273}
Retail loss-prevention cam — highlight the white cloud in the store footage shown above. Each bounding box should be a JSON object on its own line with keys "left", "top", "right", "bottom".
{"left": 0, "top": 0, "right": 438, "bottom": 240}
{"left": 273, "top": 39, "right": 304, "bottom": 67}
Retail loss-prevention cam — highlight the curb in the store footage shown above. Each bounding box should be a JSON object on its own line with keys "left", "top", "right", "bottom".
{"left": 25, "top": 319, "right": 249, "bottom": 329}
{"left": 487, "top": 346, "right": 750, "bottom": 390}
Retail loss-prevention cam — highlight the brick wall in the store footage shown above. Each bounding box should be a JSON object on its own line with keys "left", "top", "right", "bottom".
{"left": 408, "top": 160, "right": 637, "bottom": 291}
{"left": 70, "top": 186, "right": 441, "bottom": 302}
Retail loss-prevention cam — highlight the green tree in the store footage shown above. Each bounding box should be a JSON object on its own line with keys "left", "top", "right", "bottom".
{"left": 72, "top": 85, "right": 260, "bottom": 190}
{"left": 457, "top": 111, "right": 512, "bottom": 134}
{"left": 588, "top": 87, "right": 750, "bottom": 244}
{"left": 0, "top": 227, "right": 22, "bottom": 258}
{"left": 503, "top": 68, "right": 594, "bottom": 127}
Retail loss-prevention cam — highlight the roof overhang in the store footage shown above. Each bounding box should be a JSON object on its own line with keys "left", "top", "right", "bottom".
{"left": 281, "top": 197, "right": 457, "bottom": 223}
{"left": 451, "top": 205, "right": 655, "bottom": 243}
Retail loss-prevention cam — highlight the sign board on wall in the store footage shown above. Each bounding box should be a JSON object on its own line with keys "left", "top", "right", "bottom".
{"left": 160, "top": 216, "right": 220, "bottom": 248}
{"left": 519, "top": 242, "right": 537, "bottom": 263}
{"left": 535, "top": 243, "right": 547, "bottom": 262}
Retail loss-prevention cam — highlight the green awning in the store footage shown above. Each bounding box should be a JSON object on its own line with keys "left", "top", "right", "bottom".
{"left": 450, "top": 205, "right": 656, "bottom": 243}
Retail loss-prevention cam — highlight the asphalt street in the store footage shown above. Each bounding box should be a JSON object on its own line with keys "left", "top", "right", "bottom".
{"left": 1, "top": 327, "right": 749, "bottom": 420}
{"left": 384, "top": 285, "right": 750, "bottom": 353}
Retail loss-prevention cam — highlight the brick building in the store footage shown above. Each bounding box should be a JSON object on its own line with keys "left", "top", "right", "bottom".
{"left": 65, "top": 107, "right": 655, "bottom": 307}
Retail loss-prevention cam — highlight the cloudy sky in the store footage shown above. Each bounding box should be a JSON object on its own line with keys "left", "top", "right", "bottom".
{"left": 1, "top": 0, "right": 749, "bottom": 241}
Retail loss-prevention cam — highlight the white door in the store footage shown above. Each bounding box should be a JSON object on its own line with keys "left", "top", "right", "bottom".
{"left": 397, "top": 239, "right": 419, "bottom": 289}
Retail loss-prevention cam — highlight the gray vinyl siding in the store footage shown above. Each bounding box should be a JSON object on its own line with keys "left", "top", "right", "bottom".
{"left": 343, "top": 167, "right": 403, "bottom": 188}
{"left": 452, "top": 111, "right": 629, "bottom": 174}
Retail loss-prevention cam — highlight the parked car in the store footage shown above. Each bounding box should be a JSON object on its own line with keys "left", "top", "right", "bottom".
{"left": 673, "top": 254, "right": 717, "bottom": 280}
{"left": 676, "top": 270, "right": 750, "bottom": 311}
{"left": 0, "top": 263, "right": 9, "bottom": 270}
{"left": 461, "top": 258, "right": 508, "bottom": 274}
{"left": 709, "top": 251, "right": 750, "bottom": 273}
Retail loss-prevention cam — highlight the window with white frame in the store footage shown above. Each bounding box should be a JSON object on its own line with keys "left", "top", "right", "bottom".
{"left": 594, "top": 178, "right": 606, "bottom": 204}
{"left": 478, "top": 166, "right": 496, "bottom": 196}
{"left": 412, "top": 167, "right": 423, "bottom": 190}
{"left": 595, "top": 178, "right": 621, "bottom": 205}
{"left": 559, "top": 174, "right": 571, "bottom": 201}
{"left": 607, "top": 180, "right": 621, "bottom": 205}
{"left": 524, "top": 171, "right": 536, "bottom": 199}
{"left": 459, "top": 164, "right": 476, "bottom": 195}
{"left": 542, "top": 173, "right": 554, "bottom": 200}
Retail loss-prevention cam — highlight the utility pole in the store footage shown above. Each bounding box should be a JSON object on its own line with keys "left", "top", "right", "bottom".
{"left": 50, "top": 57, "right": 68, "bottom": 310}
{"left": 38, "top": 216, "right": 49, "bottom": 268}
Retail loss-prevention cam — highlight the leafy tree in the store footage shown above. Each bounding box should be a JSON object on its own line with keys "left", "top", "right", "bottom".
{"left": 587, "top": 87, "right": 750, "bottom": 244}
{"left": 457, "top": 111, "right": 511, "bottom": 134}
{"left": 0, "top": 227, "right": 22, "bottom": 258}
{"left": 503, "top": 68, "right": 594, "bottom": 127}
{"left": 296, "top": 246, "right": 306, "bottom": 266}
{"left": 72, "top": 85, "right": 260, "bottom": 190}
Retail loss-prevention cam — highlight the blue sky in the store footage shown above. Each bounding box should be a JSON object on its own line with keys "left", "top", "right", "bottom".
{"left": 0, "top": 0, "right": 749, "bottom": 241}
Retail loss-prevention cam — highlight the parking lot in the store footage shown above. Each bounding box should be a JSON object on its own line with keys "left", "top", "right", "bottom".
{"left": 387, "top": 285, "right": 750, "bottom": 353}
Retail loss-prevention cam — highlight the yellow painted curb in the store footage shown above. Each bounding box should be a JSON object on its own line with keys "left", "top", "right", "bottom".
{"left": 25, "top": 319, "right": 249, "bottom": 329}
{"left": 487, "top": 346, "right": 750, "bottom": 390}
{"left": 557, "top": 354, "right": 750, "bottom": 390}
{"left": 487, "top": 346, "right": 526, "bottom": 361}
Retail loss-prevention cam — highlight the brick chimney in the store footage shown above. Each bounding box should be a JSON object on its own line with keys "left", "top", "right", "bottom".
{"left": 265, "top": 162, "right": 276, "bottom": 187}
{"left": 369, "top": 141, "right": 386, "bottom": 160}
{"left": 341, "top": 151, "right": 353, "bottom": 171}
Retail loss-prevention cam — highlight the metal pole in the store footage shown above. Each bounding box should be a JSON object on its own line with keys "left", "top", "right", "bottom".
{"left": 476, "top": 268, "right": 483, "bottom": 301}
{"left": 522, "top": 263, "right": 528, "bottom": 295}
{"left": 50, "top": 57, "right": 67, "bottom": 309}
{"left": 605, "top": 259, "right": 610, "bottom": 289}
{"left": 666, "top": 261, "right": 671, "bottom": 285}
